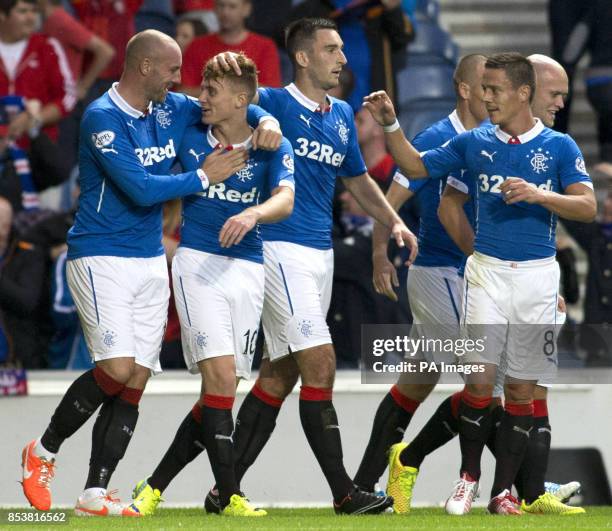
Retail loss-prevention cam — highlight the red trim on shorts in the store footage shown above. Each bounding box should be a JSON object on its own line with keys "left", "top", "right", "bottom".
{"left": 92, "top": 366, "right": 125, "bottom": 396}
{"left": 505, "top": 401, "right": 534, "bottom": 416}
{"left": 462, "top": 389, "right": 492, "bottom": 410}
{"left": 119, "top": 386, "right": 143, "bottom": 406}
{"left": 533, "top": 399, "right": 548, "bottom": 418}
{"left": 450, "top": 391, "right": 463, "bottom": 418}
{"left": 299, "top": 386, "right": 332, "bottom": 402}
{"left": 191, "top": 401, "right": 202, "bottom": 423}
{"left": 202, "top": 394, "right": 235, "bottom": 410}
{"left": 390, "top": 385, "right": 421, "bottom": 413}
{"left": 252, "top": 382, "right": 284, "bottom": 408}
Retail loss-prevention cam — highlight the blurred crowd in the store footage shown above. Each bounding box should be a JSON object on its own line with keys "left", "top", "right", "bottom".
{"left": 0, "top": 0, "right": 609, "bottom": 371}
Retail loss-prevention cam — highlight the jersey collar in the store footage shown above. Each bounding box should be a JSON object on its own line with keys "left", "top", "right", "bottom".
{"left": 206, "top": 126, "right": 253, "bottom": 151}
{"left": 108, "top": 82, "right": 153, "bottom": 119}
{"left": 286, "top": 83, "right": 333, "bottom": 113}
{"left": 494, "top": 118, "right": 544, "bottom": 144}
{"left": 448, "top": 109, "right": 467, "bottom": 135}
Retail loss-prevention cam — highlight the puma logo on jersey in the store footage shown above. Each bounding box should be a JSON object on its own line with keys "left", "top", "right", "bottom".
{"left": 480, "top": 150, "right": 496, "bottom": 162}
{"left": 135, "top": 138, "right": 176, "bottom": 166}
{"left": 100, "top": 146, "right": 118, "bottom": 154}
{"left": 294, "top": 138, "right": 345, "bottom": 167}
{"left": 189, "top": 148, "right": 206, "bottom": 162}
{"left": 300, "top": 114, "right": 312, "bottom": 128}
{"left": 200, "top": 183, "right": 257, "bottom": 203}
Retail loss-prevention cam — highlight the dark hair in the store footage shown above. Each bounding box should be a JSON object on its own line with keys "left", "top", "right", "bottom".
{"left": 176, "top": 15, "right": 208, "bottom": 38}
{"left": 285, "top": 18, "right": 337, "bottom": 67}
{"left": 485, "top": 52, "right": 536, "bottom": 102}
{"left": 0, "top": 0, "right": 35, "bottom": 16}
{"left": 203, "top": 52, "right": 258, "bottom": 101}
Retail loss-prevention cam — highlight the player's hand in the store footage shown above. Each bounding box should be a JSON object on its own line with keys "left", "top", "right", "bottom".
{"left": 557, "top": 294, "right": 566, "bottom": 313}
{"left": 202, "top": 146, "right": 247, "bottom": 184}
{"left": 219, "top": 208, "right": 259, "bottom": 247}
{"left": 362, "top": 91, "right": 397, "bottom": 127}
{"left": 372, "top": 253, "right": 399, "bottom": 301}
{"left": 211, "top": 51, "right": 242, "bottom": 75}
{"left": 252, "top": 119, "right": 282, "bottom": 151}
{"left": 390, "top": 221, "right": 418, "bottom": 265}
{"left": 500, "top": 177, "right": 542, "bottom": 205}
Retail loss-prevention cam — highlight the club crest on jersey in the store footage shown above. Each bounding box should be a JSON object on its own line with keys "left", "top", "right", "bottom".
{"left": 236, "top": 159, "right": 257, "bottom": 182}
{"left": 102, "top": 329, "right": 117, "bottom": 348}
{"left": 527, "top": 148, "right": 553, "bottom": 174}
{"left": 154, "top": 104, "right": 173, "bottom": 129}
{"left": 282, "top": 153, "right": 294, "bottom": 173}
{"left": 298, "top": 319, "right": 313, "bottom": 338}
{"left": 575, "top": 157, "right": 588, "bottom": 175}
{"left": 195, "top": 331, "right": 208, "bottom": 349}
{"left": 336, "top": 118, "right": 349, "bottom": 145}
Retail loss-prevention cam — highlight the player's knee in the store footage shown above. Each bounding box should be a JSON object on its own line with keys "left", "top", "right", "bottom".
{"left": 125, "top": 364, "right": 151, "bottom": 390}
{"left": 96, "top": 358, "right": 135, "bottom": 385}
{"left": 534, "top": 385, "right": 548, "bottom": 400}
{"left": 299, "top": 345, "right": 335, "bottom": 388}
{"left": 504, "top": 383, "right": 535, "bottom": 403}
{"left": 394, "top": 382, "right": 436, "bottom": 402}
{"left": 256, "top": 374, "right": 295, "bottom": 399}
{"left": 465, "top": 383, "right": 493, "bottom": 398}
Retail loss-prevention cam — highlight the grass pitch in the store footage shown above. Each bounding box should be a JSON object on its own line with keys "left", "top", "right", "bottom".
{"left": 2, "top": 507, "right": 611, "bottom": 530}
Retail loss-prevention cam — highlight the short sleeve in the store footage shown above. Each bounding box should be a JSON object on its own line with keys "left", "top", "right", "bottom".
{"left": 338, "top": 107, "right": 367, "bottom": 178}
{"left": 421, "top": 132, "right": 470, "bottom": 179}
{"left": 558, "top": 135, "right": 593, "bottom": 191}
{"left": 268, "top": 138, "right": 295, "bottom": 192}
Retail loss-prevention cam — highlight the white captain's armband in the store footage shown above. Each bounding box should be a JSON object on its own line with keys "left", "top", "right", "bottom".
{"left": 392, "top": 171, "right": 410, "bottom": 190}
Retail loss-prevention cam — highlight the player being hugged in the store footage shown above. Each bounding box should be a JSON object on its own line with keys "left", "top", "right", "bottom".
{"left": 19, "top": 29, "right": 282, "bottom": 517}
{"left": 363, "top": 52, "right": 596, "bottom": 515}
{"left": 131, "top": 53, "right": 295, "bottom": 517}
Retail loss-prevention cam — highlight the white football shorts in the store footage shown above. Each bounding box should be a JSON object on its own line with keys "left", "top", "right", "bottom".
{"left": 172, "top": 247, "right": 265, "bottom": 379}
{"left": 406, "top": 265, "right": 463, "bottom": 363}
{"left": 261, "top": 241, "right": 333, "bottom": 361}
{"left": 66, "top": 255, "right": 169, "bottom": 375}
{"left": 461, "top": 252, "right": 560, "bottom": 382}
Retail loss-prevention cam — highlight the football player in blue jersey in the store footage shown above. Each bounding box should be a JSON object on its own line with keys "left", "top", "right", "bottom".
{"left": 437, "top": 54, "right": 583, "bottom": 515}
{"left": 130, "top": 53, "right": 295, "bottom": 517}
{"left": 20, "top": 29, "right": 282, "bottom": 516}
{"left": 200, "top": 17, "right": 417, "bottom": 514}
{"left": 351, "top": 54, "right": 488, "bottom": 512}
{"left": 364, "top": 52, "right": 596, "bottom": 515}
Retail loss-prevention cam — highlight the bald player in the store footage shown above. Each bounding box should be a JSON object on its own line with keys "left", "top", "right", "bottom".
{"left": 437, "top": 53, "right": 583, "bottom": 514}
{"left": 352, "top": 54, "right": 488, "bottom": 513}
{"left": 20, "top": 29, "right": 279, "bottom": 516}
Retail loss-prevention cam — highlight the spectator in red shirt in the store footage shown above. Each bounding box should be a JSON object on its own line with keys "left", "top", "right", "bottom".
{"left": 174, "top": 0, "right": 217, "bottom": 33}
{"left": 0, "top": 0, "right": 75, "bottom": 146}
{"left": 40, "top": 0, "right": 115, "bottom": 101}
{"left": 70, "top": 0, "right": 143, "bottom": 93}
{"left": 175, "top": 14, "right": 208, "bottom": 53}
{"left": 180, "top": 0, "right": 281, "bottom": 96}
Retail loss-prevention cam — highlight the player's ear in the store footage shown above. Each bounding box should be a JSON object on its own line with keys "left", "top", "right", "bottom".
{"left": 140, "top": 58, "right": 152, "bottom": 76}
{"left": 457, "top": 81, "right": 470, "bottom": 101}
{"left": 235, "top": 91, "right": 249, "bottom": 109}
{"left": 518, "top": 84, "right": 531, "bottom": 103}
{"left": 295, "top": 50, "right": 309, "bottom": 69}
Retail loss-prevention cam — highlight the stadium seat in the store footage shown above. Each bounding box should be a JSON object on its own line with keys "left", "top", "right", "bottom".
{"left": 409, "top": 18, "right": 458, "bottom": 65}
{"left": 396, "top": 64, "right": 456, "bottom": 110}
{"left": 415, "top": 0, "right": 440, "bottom": 20}
{"left": 399, "top": 99, "right": 456, "bottom": 141}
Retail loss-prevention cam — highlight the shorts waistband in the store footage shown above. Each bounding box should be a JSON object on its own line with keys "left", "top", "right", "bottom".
{"left": 471, "top": 252, "right": 556, "bottom": 270}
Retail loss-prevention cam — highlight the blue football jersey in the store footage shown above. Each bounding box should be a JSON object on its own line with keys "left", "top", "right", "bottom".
{"left": 395, "top": 110, "right": 475, "bottom": 269}
{"left": 178, "top": 126, "right": 295, "bottom": 263}
{"left": 422, "top": 120, "right": 593, "bottom": 261}
{"left": 68, "top": 85, "right": 274, "bottom": 260}
{"left": 256, "top": 83, "right": 367, "bottom": 249}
